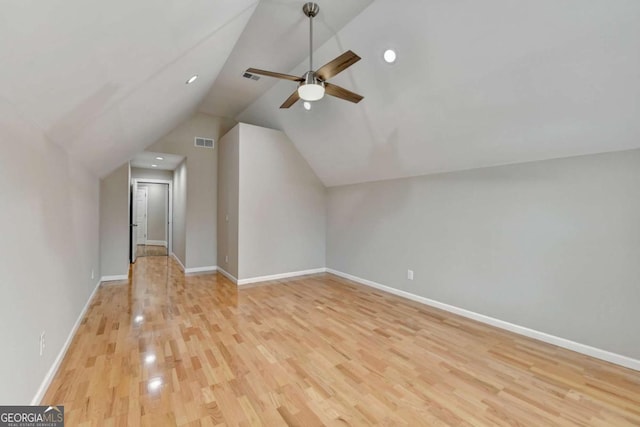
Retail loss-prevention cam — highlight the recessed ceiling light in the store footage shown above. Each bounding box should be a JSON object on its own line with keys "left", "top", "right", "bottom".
{"left": 151, "top": 164, "right": 158, "bottom": 168}
{"left": 383, "top": 49, "right": 397, "bottom": 64}
{"left": 155, "top": 156, "right": 164, "bottom": 161}
{"left": 186, "top": 75, "right": 198, "bottom": 84}
{"left": 303, "top": 101, "right": 311, "bottom": 111}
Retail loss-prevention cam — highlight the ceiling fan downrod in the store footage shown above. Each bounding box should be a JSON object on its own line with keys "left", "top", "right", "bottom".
{"left": 303, "top": 2, "right": 319, "bottom": 72}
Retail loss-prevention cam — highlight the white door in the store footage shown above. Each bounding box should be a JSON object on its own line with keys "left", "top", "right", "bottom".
{"left": 136, "top": 187, "right": 148, "bottom": 245}
{"left": 131, "top": 183, "right": 137, "bottom": 263}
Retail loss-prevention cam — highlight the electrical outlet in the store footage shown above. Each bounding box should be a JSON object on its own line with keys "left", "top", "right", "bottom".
{"left": 407, "top": 270, "right": 414, "bottom": 280}
{"left": 91, "top": 269, "right": 95, "bottom": 280}
{"left": 39, "top": 331, "right": 46, "bottom": 356}
{"left": 225, "top": 255, "right": 229, "bottom": 263}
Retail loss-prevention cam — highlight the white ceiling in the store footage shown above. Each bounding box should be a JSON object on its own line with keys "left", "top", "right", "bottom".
{"left": 199, "top": 0, "right": 372, "bottom": 118}
{"left": 1, "top": 0, "right": 258, "bottom": 177}
{"left": 5, "top": 0, "right": 640, "bottom": 185}
{"left": 238, "top": 0, "right": 640, "bottom": 187}
{"left": 130, "top": 152, "right": 184, "bottom": 171}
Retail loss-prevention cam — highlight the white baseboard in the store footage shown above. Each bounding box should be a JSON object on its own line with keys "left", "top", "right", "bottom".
{"left": 217, "top": 267, "right": 238, "bottom": 284}
{"left": 145, "top": 240, "right": 167, "bottom": 247}
{"left": 170, "top": 253, "right": 186, "bottom": 271}
{"left": 237, "top": 268, "right": 327, "bottom": 286}
{"left": 210, "top": 267, "right": 326, "bottom": 286}
{"left": 169, "top": 253, "right": 216, "bottom": 275}
{"left": 32, "top": 280, "right": 102, "bottom": 405}
{"left": 185, "top": 266, "right": 217, "bottom": 274}
{"left": 326, "top": 268, "right": 640, "bottom": 372}
{"left": 100, "top": 274, "right": 128, "bottom": 282}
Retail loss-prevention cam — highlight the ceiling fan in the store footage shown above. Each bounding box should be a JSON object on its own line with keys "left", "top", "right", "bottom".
{"left": 245, "top": 2, "right": 364, "bottom": 109}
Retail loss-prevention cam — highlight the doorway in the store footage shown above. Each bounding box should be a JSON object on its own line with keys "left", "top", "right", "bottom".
{"left": 130, "top": 179, "right": 172, "bottom": 263}
{"left": 135, "top": 186, "right": 148, "bottom": 247}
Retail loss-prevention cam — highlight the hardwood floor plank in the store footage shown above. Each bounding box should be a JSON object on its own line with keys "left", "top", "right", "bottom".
{"left": 42, "top": 256, "right": 640, "bottom": 426}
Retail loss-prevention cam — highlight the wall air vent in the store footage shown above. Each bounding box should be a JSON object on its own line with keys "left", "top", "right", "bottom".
{"left": 195, "top": 137, "right": 214, "bottom": 149}
{"left": 242, "top": 72, "right": 260, "bottom": 81}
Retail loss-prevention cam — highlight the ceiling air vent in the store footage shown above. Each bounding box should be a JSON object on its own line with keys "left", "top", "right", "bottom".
{"left": 242, "top": 72, "right": 260, "bottom": 81}
{"left": 195, "top": 137, "right": 214, "bottom": 149}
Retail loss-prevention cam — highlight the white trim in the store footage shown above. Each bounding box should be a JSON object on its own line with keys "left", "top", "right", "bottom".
{"left": 134, "top": 178, "right": 172, "bottom": 184}
{"left": 100, "top": 274, "right": 128, "bottom": 282}
{"left": 237, "top": 268, "right": 327, "bottom": 286}
{"left": 326, "top": 269, "right": 640, "bottom": 372}
{"left": 216, "top": 267, "right": 238, "bottom": 284}
{"left": 185, "top": 266, "right": 218, "bottom": 274}
{"left": 32, "top": 280, "right": 102, "bottom": 405}
{"left": 145, "top": 240, "right": 167, "bottom": 247}
{"left": 132, "top": 178, "right": 173, "bottom": 258}
{"left": 170, "top": 252, "right": 186, "bottom": 271}
{"left": 169, "top": 253, "right": 217, "bottom": 275}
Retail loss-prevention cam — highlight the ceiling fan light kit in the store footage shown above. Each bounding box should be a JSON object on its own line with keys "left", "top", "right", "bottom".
{"left": 298, "top": 71, "right": 325, "bottom": 101}
{"left": 245, "top": 2, "right": 364, "bottom": 109}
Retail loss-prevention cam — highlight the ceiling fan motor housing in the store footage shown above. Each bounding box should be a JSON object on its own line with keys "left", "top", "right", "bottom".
{"left": 302, "top": 71, "right": 324, "bottom": 87}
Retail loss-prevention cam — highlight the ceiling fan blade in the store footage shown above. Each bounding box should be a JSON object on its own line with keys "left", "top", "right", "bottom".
{"left": 246, "top": 68, "right": 303, "bottom": 82}
{"left": 315, "top": 50, "right": 361, "bottom": 81}
{"left": 325, "top": 83, "right": 363, "bottom": 104}
{"left": 280, "top": 90, "right": 300, "bottom": 109}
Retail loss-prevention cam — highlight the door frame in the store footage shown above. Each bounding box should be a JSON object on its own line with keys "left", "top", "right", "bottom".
{"left": 131, "top": 178, "right": 173, "bottom": 262}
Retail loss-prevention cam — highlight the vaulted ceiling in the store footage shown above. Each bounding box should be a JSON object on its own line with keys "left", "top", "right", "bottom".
{"left": 1, "top": 0, "right": 259, "bottom": 177}
{"left": 4, "top": 1, "right": 640, "bottom": 185}
{"left": 238, "top": 0, "right": 640, "bottom": 186}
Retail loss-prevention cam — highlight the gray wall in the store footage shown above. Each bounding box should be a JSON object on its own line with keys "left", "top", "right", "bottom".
{"left": 217, "top": 125, "right": 240, "bottom": 277}
{"left": 238, "top": 124, "right": 326, "bottom": 280}
{"left": 327, "top": 149, "right": 640, "bottom": 360}
{"left": 138, "top": 183, "right": 167, "bottom": 243}
{"left": 99, "top": 163, "right": 130, "bottom": 277}
{"left": 0, "top": 102, "right": 100, "bottom": 404}
{"left": 172, "top": 161, "right": 187, "bottom": 266}
{"left": 148, "top": 113, "right": 236, "bottom": 269}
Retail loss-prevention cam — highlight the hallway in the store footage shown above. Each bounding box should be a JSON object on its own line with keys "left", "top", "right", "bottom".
{"left": 42, "top": 257, "right": 640, "bottom": 426}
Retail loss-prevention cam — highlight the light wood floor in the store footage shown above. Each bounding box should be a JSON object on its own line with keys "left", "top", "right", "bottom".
{"left": 136, "top": 244, "right": 168, "bottom": 257}
{"left": 43, "top": 257, "right": 640, "bottom": 426}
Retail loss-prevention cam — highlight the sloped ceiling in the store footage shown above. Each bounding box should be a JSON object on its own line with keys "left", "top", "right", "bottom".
{"left": 238, "top": 0, "right": 640, "bottom": 187}
{"left": 1, "top": 0, "right": 258, "bottom": 177}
